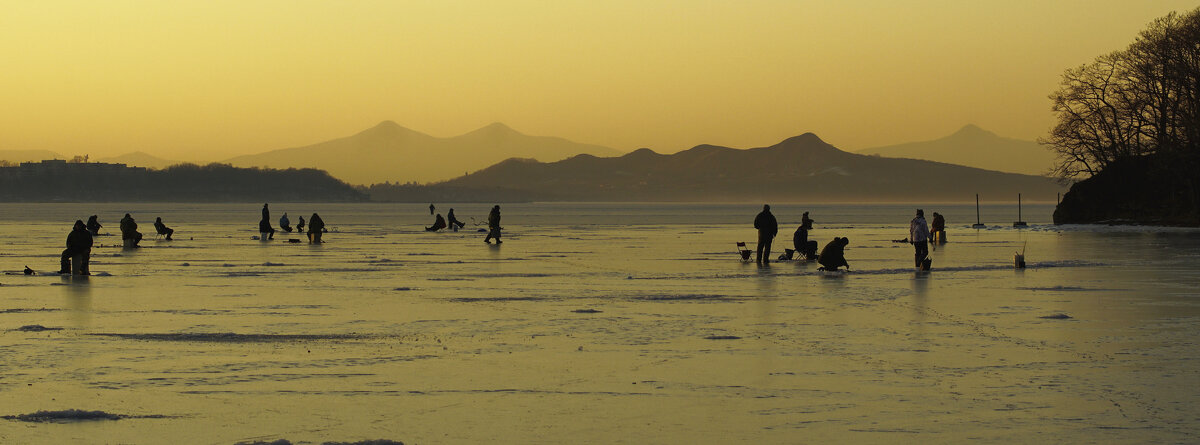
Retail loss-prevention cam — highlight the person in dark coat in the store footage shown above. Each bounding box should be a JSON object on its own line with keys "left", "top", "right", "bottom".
{"left": 120, "top": 213, "right": 142, "bottom": 247}
{"left": 86, "top": 215, "right": 102, "bottom": 235}
{"left": 753, "top": 204, "right": 778, "bottom": 264}
{"left": 279, "top": 213, "right": 292, "bottom": 233}
{"left": 429, "top": 203, "right": 435, "bottom": 215}
{"left": 154, "top": 217, "right": 174, "bottom": 240}
{"left": 484, "top": 205, "right": 502, "bottom": 244}
{"left": 297, "top": 215, "right": 306, "bottom": 233}
{"left": 59, "top": 220, "right": 93, "bottom": 275}
{"left": 793, "top": 211, "right": 818, "bottom": 259}
{"left": 447, "top": 209, "right": 465, "bottom": 232}
{"left": 307, "top": 213, "right": 325, "bottom": 244}
{"left": 817, "top": 237, "right": 850, "bottom": 271}
{"left": 426, "top": 214, "right": 448, "bottom": 232}
{"left": 259, "top": 203, "right": 275, "bottom": 240}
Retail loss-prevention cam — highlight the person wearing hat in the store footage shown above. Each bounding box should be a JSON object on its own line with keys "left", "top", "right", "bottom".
{"left": 910, "top": 209, "right": 930, "bottom": 268}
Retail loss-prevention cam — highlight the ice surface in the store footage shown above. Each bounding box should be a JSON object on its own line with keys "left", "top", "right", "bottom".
{"left": 2, "top": 202, "right": 1200, "bottom": 443}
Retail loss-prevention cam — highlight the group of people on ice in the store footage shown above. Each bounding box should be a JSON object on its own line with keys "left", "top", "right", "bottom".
{"left": 426, "top": 204, "right": 504, "bottom": 244}
{"left": 751, "top": 205, "right": 946, "bottom": 271}
{"left": 259, "top": 203, "right": 325, "bottom": 243}
{"left": 58, "top": 213, "right": 174, "bottom": 274}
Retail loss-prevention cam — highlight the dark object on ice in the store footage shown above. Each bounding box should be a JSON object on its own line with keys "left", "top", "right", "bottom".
{"left": 753, "top": 204, "right": 778, "bottom": 264}
{"left": 307, "top": 213, "right": 325, "bottom": 243}
{"left": 3, "top": 409, "right": 123, "bottom": 422}
{"left": 59, "top": 220, "right": 92, "bottom": 275}
{"left": 1039, "top": 313, "right": 1072, "bottom": 319}
{"left": 153, "top": 217, "right": 173, "bottom": 240}
{"left": 973, "top": 194, "right": 987, "bottom": 228}
{"left": 447, "top": 208, "right": 465, "bottom": 231}
{"left": 920, "top": 257, "right": 932, "bottom": 271}
{"left": 817, "top": 237, "right": 850, "bottom": 271}
{"left": 704, "top": 335, "right": 742, "bottom": 340}
{"left": 119, "top": 213, "right": 142, "bottom": 248}
{"left": 288, "top": 239, "right": 301, "bottom": 243}
{"left": 259, "top": 204, "right": 275, "bottom": 240}
{"left": 85, "top": 215, "right": 102, "bottom": 235}
{"left": 735, "top": 242, "right": 753, "bottom": 261}
{"left": 425, "top": 214, "right": 447, "bottom": 232}
{"left": 892, "top": 238, "right": 909, "bottom": 243}
{"left": 572, "top": 308, "right": 602, "bottom": 313}
{"left": 23, "top": 265, "right": 33, "bottom": 275}
{"left": 16, "top": 324, "right": 62, "bottom": 332}
{"left": 484, "top": 205, "right": 502, "bottom": 244}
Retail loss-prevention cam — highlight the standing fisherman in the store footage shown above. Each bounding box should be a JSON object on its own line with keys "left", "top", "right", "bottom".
{"left": 484, "top": 205, "right": 502, "bottom": 244}
{"left": 910, "top": 209, "right": 930, "bottom": 268}
{"left": 753, "top": 204, "right": 778, "bottom": 264}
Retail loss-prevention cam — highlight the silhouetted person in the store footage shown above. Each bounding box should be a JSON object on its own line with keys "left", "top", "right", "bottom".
{"left": 259, "top": 203, "right": 275, "bottom": 240}
{"left": 447, "top": 209, "right": 465, "bottom": 231}
{"left": 818, "top": 237, "right": 850, "bottom": 271}
{"left": 910, "top": 209, "right": 930, "bottom": 268}
{"left": 120, "top": 213, "right": 142, "bottom": 247}
{"left": 307, "top": 213, "right": 325, "bottom": 244}
{"left": 429, "top": 203, "right": 435, "bottom": 215}
{"left": 86, "top": 215, "right": 102, "bottom": 235}
{"left": 426, "top": 214, "right": 447, "bottom": 232}
{"left": 753, "top": 204, "right": 778, "bottom": 264}
{"left": 154, "top": 217, "right": 174, "bottom": 240}
{"left": 793, "top": 211, "right": 818, "bottom": 259}
{"left": 931, "top": 211, "right": 946, "bottom": 242}
{"left": 60, "top": 220, "right": 93, "bottom": 275}
{"left": 484, "top": 205, "right": 502, "bottom": 244}
{"left": 279, "top": 213, "right": 292, "bottom": 233}
{"left": 297, "top": 215, "right": 306, "bottom": 233}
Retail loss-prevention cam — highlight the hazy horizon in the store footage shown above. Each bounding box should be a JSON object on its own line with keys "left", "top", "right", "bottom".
{"left": 2, "top": 1, "right": 1196, "bottom": 161}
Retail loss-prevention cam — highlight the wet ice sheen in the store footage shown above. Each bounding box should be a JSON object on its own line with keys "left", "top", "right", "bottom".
{"left": 1, "top": 202, "right": 1199, "bottom": 443}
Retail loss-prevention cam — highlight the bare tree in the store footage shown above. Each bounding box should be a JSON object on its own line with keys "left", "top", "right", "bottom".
{"left": 1041, "top": 8, "right": 1200, "bottom": 179}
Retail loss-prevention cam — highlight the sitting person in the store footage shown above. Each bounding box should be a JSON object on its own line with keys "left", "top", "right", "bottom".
{"left": 793, "top": 211, "right": 818, "bottom": 259}
{"left": 279, "top": 213, "right": 293, "bottom": 233}
{"left": 296, "top": 215, "right": 306, "bottom": 233}
{"left": 817, "top": 237, "right": 850, "bottom": 271}
{"left": 59, "top": 220, "right": 93, "bottom": 275}
{"left": 426, "top": 213, "right": 448, "bottom": 232}
{"left": 86, "top": 215, "right": 102, "bottom": 235}
{"left": 447, "top": 209, "right": 466, "bottom": 232}
{"left": 307, "top": 213, "right": 325, "bottom": 243}
{"left": 120, "top": 213, "right": 142, "bottom": 248}
{"left": 153, "top": 217, "right": 174, "bottom": 240}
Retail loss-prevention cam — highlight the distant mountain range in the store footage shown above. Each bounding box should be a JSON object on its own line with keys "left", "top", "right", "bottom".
{"left": 0, "top": 149, "right": 64, "bottom": 164}
{"left": 0, "top": 150, "right": 183, "bottom": 170}
{"left": 423, "top": 132, "right": 1064, "bottom": 202}
{"left": 221, "top": 121, "right": 621, "bottom": 185}
{"left": 95, "top": 151, "right": 182, "bottom": 170}
{"left": 857, "top": 124, "right": 1055, "bottom": 176}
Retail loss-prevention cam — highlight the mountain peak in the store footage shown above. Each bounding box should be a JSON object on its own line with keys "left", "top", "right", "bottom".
{"left": 779, "top": 132, "right": 827, "bottom": 146}
{"left": 950, "top": 124, "right": 995, "bottom": 138}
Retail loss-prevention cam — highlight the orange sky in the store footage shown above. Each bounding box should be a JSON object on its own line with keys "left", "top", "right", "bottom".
{"left": 1, "top": 1, "right": 1195, "bottom": 160}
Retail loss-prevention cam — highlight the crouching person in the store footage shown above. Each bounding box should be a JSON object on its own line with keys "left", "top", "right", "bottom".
{"left": 59, "top": 220, "right": 93, "bottom": 275}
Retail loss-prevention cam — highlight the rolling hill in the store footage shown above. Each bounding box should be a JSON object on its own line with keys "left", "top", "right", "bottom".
{"left": 95, "top": 151, "right": 183, "bottom": 169}
{"left": 433, "top": 132, "right": 1064, "bottom": 202}
{"left": 222, "top": 121, "right": 621, "bottom": 185}
{"left": 856, "top": 125, "right": 1056, "bottom": 176}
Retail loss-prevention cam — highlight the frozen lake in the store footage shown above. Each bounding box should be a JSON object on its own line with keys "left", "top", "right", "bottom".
{"left": 1, "top": 202, "right": 1198, "bottom": 443}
